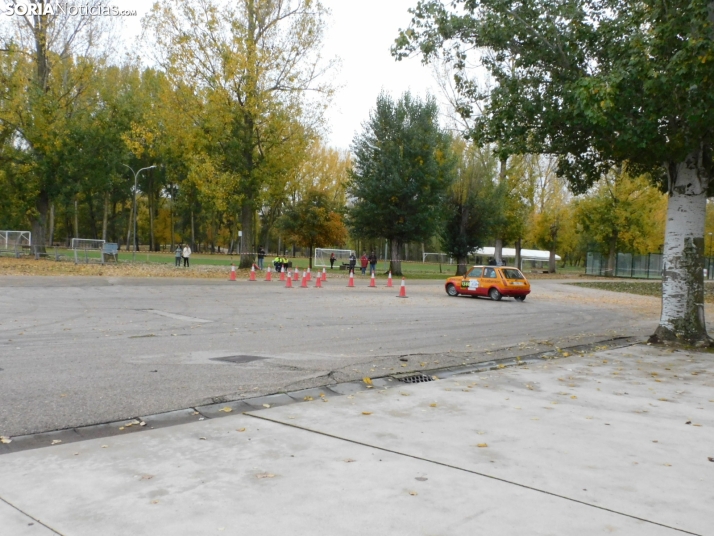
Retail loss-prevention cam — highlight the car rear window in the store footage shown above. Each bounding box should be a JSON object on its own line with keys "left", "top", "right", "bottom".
{"left": 501, "top": 269, "right": 524, "bottom": 280}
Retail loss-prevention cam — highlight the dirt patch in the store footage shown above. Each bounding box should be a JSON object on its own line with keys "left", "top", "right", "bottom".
{"left": 0, "top": 257, "right": 235, "bottom": 279}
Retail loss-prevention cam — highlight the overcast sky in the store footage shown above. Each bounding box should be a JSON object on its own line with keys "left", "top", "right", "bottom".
{"left": 116, "top": 0, "right": 440, "bottom": 151}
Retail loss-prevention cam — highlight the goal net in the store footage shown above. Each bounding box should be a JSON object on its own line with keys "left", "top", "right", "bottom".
{"left": 0, "top": 231, "right": 31, "bottom": 250}
{"left": 314, "top": 248, "right": 353, "bottom": 268}
{"left": 71, "top": 238, "right": 105, "bottom": 264}
{"left": 422, "top": 252, "right": 453, "bottom": 264}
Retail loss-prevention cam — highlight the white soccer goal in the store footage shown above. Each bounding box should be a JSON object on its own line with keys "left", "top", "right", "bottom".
{"left": 0, "top": 230, "right": 31, "bottom": 249}
{"left": 71, "top": 238, "right": 106, "bottom": 264}
{"left": 423, "top": 252, "right": 453, "bottom": 264}
{"left": 314, "top": 248, "right": 353, "bottom": 268}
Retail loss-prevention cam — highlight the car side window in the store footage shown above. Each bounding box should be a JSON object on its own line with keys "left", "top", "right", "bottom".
{"left": 484, "top": 267, "right": 496, "bottom": 278}
{"left": 467, "top": 267, "right": 483, "bottom": 278}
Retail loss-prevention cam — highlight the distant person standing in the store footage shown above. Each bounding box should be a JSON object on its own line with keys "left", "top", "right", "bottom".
{"left": 183, "top": 244, "right": 192, "bottom": 267}
{"left": 360, "top": 252, "right": 368, "bottom": 275}
{"left": 174, "top": 245, "right": 182, "bottom": 267}
{"left": 330, "top": 252, "right": 336, "bottom": 269}
{"left": 368, "top": 251, "right": 377, "bottom": 274}
{"left": 257, "top": 246, "right": 265, "bottom": 270}
{"left": 349, "top": 251, "right": 356, "bottom": 274}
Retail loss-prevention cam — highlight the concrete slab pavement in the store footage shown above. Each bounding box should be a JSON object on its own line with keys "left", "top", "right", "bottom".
{"left": 0, "top": 344, "right": 710, "bottom": 535}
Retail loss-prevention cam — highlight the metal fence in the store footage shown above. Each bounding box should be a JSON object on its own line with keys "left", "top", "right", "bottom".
{"left": 587, "top": 252, "right": 714, "bottom": 280}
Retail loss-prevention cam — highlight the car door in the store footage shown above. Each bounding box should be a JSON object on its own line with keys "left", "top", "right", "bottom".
{"left": 480, "top": 266, "right": 498, "bottom": 296}
{"left": 460, "top": 267, "right": 483, "bottom": 295}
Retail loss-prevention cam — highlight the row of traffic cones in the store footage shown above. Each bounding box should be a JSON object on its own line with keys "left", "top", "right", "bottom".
{"left": 230, "top": 264, "right": 407, "bottom": 297}
{"left": 347, "top": 271, "right": 407, "bottom": 297}
{"left": 232, "top": 265, "right": 325, "bottom": 282}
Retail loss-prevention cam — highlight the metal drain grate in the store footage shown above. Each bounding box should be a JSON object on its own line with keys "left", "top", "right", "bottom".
{"left": 210, "top": 355, "right": 266, "bottom": 364}
{"left": 394, "top": 373, "right": 435, "bottom": 384}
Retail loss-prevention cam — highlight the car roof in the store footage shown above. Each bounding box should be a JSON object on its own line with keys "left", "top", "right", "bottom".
{"left": 470, "top": 265, "right": 520, "bottom": 270}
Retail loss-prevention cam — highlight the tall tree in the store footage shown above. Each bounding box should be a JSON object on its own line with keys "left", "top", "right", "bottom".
{"left": 395, "top": 0, "right": 714, "bottom": 345}
{"left": 0, "top": 1, "right": 114, "bottom": 250}
{"left": 348, "top": 92, "right": 455, "bottom": 275}
{"left": 575, "top": 169, "right": 666, "bottom": 271}
{"left": 144, "top": 0, "right": 333, "bottom": 267}
{"left": 279, "top": 189, "right": 347, "bottom": 268}
{"left": 440, "top": 139, "right": 500, "bottom": 275}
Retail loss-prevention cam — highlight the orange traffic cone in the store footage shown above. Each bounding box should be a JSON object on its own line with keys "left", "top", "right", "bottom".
{"left": 293, "top": 269, "right": 299, "bottom": 282}
{"left": 315, "top": 274, "right": 322, "bottom": 288}
{"left": 301, "top": 270, "right": 308, "bottom": 288}
{"left": 229, "top": 264, "right": 236, "bottom": 281}
{"left": 397, "top": 277, "right": 408, "bottom": 298}
{"left": 369, "top": 271, "right": 376, "bottom": 287}
{"left": 306, "top": 267, "right": 311, "bottom": 281}
{"left": 321, "top": 268, "right": 327, "bottom": 282}
{"left": 265, "top": 267, "right": 272, "bottom": 281}
{"left": 280, "top": 267, "right": 286, "bottom": 281}
{"left": 286, "top": 271, "right": 293, "bottom": 288}
{"left": 347, "top": 270, "right": 354, "bottom": 287}
{"left": 249, "top": 265, "right": 256, "bottom": 281}
{"left": 386, "top": 271, "right": 393, "bottom": 287}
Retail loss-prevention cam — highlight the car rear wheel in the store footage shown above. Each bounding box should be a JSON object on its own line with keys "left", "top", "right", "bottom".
{"left": 446, "top": 284, "right": 458, "bottom": 297}
{"left": 489, "top": 288, "right": 502, "bottom": 301}
{"left": 515, "top": 295, "right": 526, "bottom": 302}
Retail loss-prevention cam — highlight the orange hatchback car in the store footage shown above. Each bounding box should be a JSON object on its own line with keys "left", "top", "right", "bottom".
{"left": 444, "top": 265, "right": 531, "bottom": 301}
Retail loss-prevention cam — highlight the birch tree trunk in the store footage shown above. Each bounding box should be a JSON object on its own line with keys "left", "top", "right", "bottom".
{"left": 494, "top": 238, "right": 503, "bottom": 265}
{"left": 652, "top": 150, "right": 711, "bottom": 345}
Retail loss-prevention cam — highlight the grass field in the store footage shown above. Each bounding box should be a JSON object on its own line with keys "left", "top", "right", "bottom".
{"left": 571, "top": 281, "right": 714, "bottom": 303}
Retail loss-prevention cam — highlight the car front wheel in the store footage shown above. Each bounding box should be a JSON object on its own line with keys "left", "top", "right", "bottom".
{"left": 446, "top": 284, "right": 458, "bottom": 297}
{"left": 489, "top": 288, "right": 502, "bottom": 301}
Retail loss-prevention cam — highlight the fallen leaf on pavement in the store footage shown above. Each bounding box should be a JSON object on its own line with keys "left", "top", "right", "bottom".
{"left": 400, "top": 392, "right": 410, "bottom": 396}
{"left": 409, "top": 491, "right": 418, "bottom": 496}
{"left": 0, "top": 436, "right": 11, "bottom": 444}
{"left": 708, "top": 457, "right": 714, "bottom": 462}
{"left": 218, "top": 407, "right": 232, "bottom": 413}
{"left": 256, "top": 473, "right": 275, "bottom": 479}
{"left": 362, "top": 411, "right": 372, "bottom": 415}
{"left": 570, "top": 395, "right": 577, "bottom": 399}
{"left": 303, "top": 396, "right": 313, "bottom": 401}
{"left": 199, "top": 437, "right": 207, "bottom": 440}
{"left": 344, "top": 459, "right": 356, "bottom": 463}
{"left": 429, "top": 403, "right": 437, "bottom": 408}
{"left": 262, "top": 404, "right": 271, "bottom": 408}
{"left": 363, "top": 377, "right": 373, "bottom": 386}
{"left": 476, "top": 443, "right": 488, "bottom": 448}
{"left": 237, "top": 428, "right": 246, "bottom": 432}
{"left": 51, "top": 440, "right": 62, "bottom": 445}
{"left": 101, "top": 445, "right": 108, "bottom": 448}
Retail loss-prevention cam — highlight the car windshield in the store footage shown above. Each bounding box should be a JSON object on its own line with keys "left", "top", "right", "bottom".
{"left": 501, "top": 268, "right": 524, "bottom": 280}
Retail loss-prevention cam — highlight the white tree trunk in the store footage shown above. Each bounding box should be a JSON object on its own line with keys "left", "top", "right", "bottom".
{"left": 494, "top": 238, "right": 503, "bottom": 264}
{"left": 653, "top": 150, "right": 710, "bottom": 345}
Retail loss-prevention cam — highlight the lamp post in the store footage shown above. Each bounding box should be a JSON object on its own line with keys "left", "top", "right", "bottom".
{"left": 123, "top": 164, "right": 156, "bottom": 262}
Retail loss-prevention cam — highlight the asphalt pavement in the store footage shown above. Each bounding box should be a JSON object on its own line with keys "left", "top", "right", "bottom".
{"left": 0, "top": 275, "right": 653, "bottom": 437}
